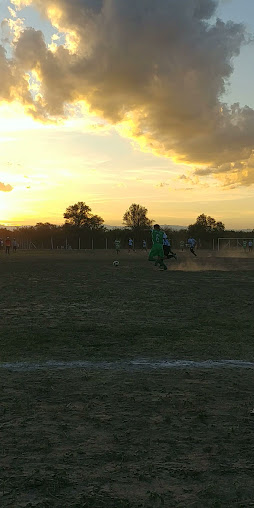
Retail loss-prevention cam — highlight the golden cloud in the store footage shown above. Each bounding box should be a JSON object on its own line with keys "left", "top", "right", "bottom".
{"left": 3, "top": 0, "right": 254, "bottom": 187}
{"left": 0, "top": 182, "right": 13, "bottom": 192}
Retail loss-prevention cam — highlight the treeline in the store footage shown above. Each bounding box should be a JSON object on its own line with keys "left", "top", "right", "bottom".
{"left": 0, "top": 224, "right": 253, "bottom": 251}
{"left": 0, "top": 223, "right": 155, "bottom": 250}
{"left": 0, "top": 205, "right": 253, "bottom": 250}
{"left": 0, "top": 224, "right": 253, "bottom": 250}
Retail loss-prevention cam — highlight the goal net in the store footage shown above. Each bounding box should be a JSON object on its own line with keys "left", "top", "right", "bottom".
{"left": 217, "top": 238, "right": 254, "bottom": 251}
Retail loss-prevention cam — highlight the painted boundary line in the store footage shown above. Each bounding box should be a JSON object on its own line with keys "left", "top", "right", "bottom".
{"left": 1, "top": 359, "right": 254, "bottom": 372}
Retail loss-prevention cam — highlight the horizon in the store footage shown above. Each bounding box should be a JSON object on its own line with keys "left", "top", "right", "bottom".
{"left": 1, "top": 220, "right": 254, "bottom": 233}
{"left": 0, "top": 1, "right": 254, "bottom": 228}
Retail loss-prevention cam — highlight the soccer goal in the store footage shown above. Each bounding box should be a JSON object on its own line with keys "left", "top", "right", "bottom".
{"left": 217, "top": 238, "right": 254, "bottom": 251}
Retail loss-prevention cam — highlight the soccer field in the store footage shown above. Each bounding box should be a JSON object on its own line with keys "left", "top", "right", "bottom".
{"left": 1, "top": 249, "right": 254, "bottom": 363}
{"left": 1, "top": 250, "right": 254, "bottom": 507}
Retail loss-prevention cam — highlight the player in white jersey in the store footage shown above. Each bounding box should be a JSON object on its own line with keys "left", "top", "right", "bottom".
{"left": 163, "top": 233, "right": 177, "bottom": 259}
{"left": 142, "top": 240, "right": 147, "bottom": 251}
{"left": 187, "top": 237, "right": 197, "bottom": 256}
{"left": 128, "top": 238, "right": 135, "bottom": 252}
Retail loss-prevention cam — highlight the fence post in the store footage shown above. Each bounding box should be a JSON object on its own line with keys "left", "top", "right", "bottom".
{"left": 79, "top": 237, "right": 81, "bottom": 250}
{"left": 106, "top": 237, "right": 108, "bottom": 250}
{"left": 51, "top": 237, "right": 54, "bottom": 249}
{"left": 91, "top": 238, "right": 94, "bottom": 250}
{"left": 65, "top": 238, "right": 68, "bottom": 250}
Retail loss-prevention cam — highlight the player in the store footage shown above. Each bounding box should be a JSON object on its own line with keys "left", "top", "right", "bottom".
{"left": 128, "top": 238, "right": 135, "bottom": 252}
{"left": 148, "top": 224, "right": 167, "bottom": 270}
{"left": 13, "top": 238, "right": 18, "bottom": 252}
{"left": 187, "top": 237, "right": 197, "bottom": 257}
{"left": 142, "top": 239, "right": 147, "bottom": 251}
{"left": 5, "top": 236, "right": 11, "bottom": 254}
{"left": 163, "top": 233, "right": 177, "bottom": 260}
{"left": 243, "top": 240, "right": 247, "bottom": 251}
{"left": 180, "top": 240, "right": 185, "bottom": 251}
{"left": 114, "top": 239, "right": 120, "bottom": 254}
{"left": 248, "top": 240, "right": 253, "bottom": 252}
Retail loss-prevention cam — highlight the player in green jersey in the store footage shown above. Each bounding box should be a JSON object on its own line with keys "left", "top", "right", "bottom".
{"left": 114, "top": 239, "right": 121, "bottom": 254}
{"left": 148, "top": 224, "right": 167, "bottom": 270}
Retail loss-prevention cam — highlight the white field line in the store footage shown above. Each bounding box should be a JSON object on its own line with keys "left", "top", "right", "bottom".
{"left": 0, "top": 359, "right": 254, "bottom": 372}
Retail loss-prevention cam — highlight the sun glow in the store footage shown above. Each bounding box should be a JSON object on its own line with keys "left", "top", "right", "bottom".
{"left": 0, "top": 193, "right": 12, "bottom": 221}
{"left": 0, "top": 102, "right": 46, "bottom": 132}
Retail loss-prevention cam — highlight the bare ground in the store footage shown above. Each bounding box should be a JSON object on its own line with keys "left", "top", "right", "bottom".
{"left": 1, "top": 368, "right": 254, "bottom": 507}
{"left": 1, "top": 250, "right": 254, "bottom": 507}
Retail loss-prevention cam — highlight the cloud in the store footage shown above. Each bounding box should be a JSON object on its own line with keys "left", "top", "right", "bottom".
{"left": 194, "top": 153, "right": 254, "bottom": 186}
{"left": 0, "top": 43, "right": 34, "bottom": 106}
{"left": 0, "top": 182, "right": 13, "bottom": 192}
{"left": 4, "top": 0, "right": 254, "bottom": 186}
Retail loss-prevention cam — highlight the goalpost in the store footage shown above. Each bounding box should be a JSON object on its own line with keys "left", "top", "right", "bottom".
{"left": 217, "top": 238, "right": 254, "bottom": 251}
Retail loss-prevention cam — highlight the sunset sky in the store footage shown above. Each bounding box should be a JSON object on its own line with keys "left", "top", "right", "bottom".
{"left": 0, "top": 0, "right": 254, "bottom": 229}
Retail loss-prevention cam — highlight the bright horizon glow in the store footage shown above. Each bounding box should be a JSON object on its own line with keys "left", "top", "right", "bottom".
{"left": 0, "top": 0, "right": 254, "bottom": 230}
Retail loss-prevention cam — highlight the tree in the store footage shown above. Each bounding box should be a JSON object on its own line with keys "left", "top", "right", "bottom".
{"left": 123, "top": 203, "right": 153, "bottom": 230}
{"left": 64, "top": 202, "right": 104, "bottom": 230}
{"left": 187, "top": 213, "right": 225, "bottom": 239}
{"left": 34, "top": 222, "right": 58, "bottom": 231}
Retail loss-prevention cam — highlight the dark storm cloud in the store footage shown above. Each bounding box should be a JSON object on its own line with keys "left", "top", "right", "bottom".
{"left": 7, "top": 0, "right": 254, "bottom": 185}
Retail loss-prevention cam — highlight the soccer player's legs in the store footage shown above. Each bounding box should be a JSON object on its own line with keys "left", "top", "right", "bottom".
{"left": 163, "top": 245, "right": 168, "bottom": 258}
{"left": 163, "top": 245, "right": 177, "bottom": 260}
{"left": 149, "top": 245, "right": 167, "bottom": 269}
{"left": 149, "top": 244, "right": 162, "bottom": 260}
{"left": 158, "top": 258, "right": 167, "bottom": 269}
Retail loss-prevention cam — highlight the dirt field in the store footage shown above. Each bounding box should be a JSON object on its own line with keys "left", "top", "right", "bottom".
{"left": 1, "top": 249, "right": 254, "bottom": 363}
{"left": 1, "top": 249, "right": 254, "bottom": 507}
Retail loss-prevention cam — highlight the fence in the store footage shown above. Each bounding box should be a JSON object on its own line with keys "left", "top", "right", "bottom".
{"left": 217, "top": 238, "right": 254, "bottom": 251}
{"left": 15, "top": 237, "right": 152, "bottom": 250}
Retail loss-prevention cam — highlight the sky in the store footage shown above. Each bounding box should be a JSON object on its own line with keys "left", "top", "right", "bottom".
{"left": 0, "top": 0, "right": 254, "bottom": 229}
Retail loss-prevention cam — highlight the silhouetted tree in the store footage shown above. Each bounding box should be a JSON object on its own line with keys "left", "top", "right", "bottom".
{"left": 64, "top": 202, "right": 104, "bottom": 230}
{"left": 188, "top": 213, "right": 225, "bottom": 235}
{"left": 198, "top": 214, "right": 224, "bottom": 232}
{"left": 34, "top": 222, "right": 58, "bottom": 232}
{"left": 123, "top": 203, "right": 153, "bottom": 230}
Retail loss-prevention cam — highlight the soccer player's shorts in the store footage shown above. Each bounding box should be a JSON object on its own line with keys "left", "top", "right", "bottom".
{"left": 148, "top": 244, "right": 164, "bottom": 260}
